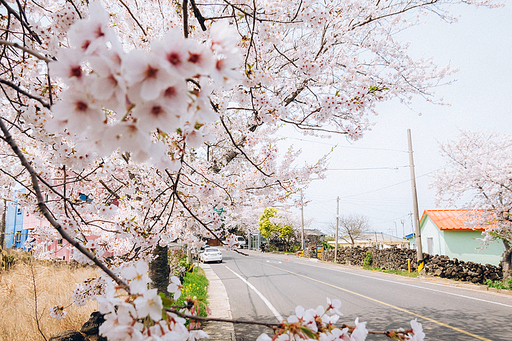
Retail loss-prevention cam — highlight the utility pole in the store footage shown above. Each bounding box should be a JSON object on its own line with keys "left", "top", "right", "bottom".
{"left": 401, "top": 219, "right": 405, "bottom": 238}
{"left": 334, "top": 196, "right": 339, "bottom": 263}
{"left": 394, "top": 221, "right": 398, "bottom": 240}
{"left": 301, "top": 188, "right": 305, "bottom": 250}
{"left": 407, "top": 129, "right": 424, "bottom": 272}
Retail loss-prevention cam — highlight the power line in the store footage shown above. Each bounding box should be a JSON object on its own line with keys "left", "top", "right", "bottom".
{"left": 277, "top": 135, "right": 408, "bottom": 152}
{"left": 340, "top": 168, "right": 441, "bottom": 198}
{"left": 327, "top": 166, "right": 402, "bottom": 171}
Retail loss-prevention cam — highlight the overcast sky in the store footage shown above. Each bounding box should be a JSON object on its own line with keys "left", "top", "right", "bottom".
{"left": 279, "top": 3, "right": 512, "bottom": 238}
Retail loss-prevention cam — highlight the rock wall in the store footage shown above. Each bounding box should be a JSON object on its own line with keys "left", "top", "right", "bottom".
{"left": 321, "top": 246, "right": 502, "bottom": 284}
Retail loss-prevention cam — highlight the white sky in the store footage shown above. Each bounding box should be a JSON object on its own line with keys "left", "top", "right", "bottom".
{"left": 279, "top": 3, "right": 512, "bottom": 237}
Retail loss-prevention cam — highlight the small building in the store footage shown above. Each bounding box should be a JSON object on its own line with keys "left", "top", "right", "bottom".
{"left": 4, "top": 193, "right": 38, "bottom": 250}
{"left": 328, "top": 232, "right": 409, "bottom": 249}
{"left": 405, "top": 232, "right": 416, "bottom": 249}
{"left": 419, "top": 209, "right": 504, "bottom": 266}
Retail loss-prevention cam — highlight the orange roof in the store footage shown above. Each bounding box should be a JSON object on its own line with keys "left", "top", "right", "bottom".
{"left": 420, "top": 209, "right": 488, "bottom": 231}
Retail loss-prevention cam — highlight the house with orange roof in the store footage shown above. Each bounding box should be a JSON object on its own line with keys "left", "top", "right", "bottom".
{"left": 413, "top": 209, "right": 504, "bottom": 266}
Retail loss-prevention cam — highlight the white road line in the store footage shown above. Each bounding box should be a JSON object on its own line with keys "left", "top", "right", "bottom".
{"left": 293, "top": 259, "right": 512, "bottom": 308}
{"left": 225, "top": 265, "right": 284, "bottom": 322}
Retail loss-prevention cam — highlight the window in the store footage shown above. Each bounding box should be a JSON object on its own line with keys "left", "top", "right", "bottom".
{"left": 15, "top": 231, "right": 22, "bottom": 243}
{"left": 427, "top": 237, "right": 434, "bottom": 255}
{"left": 16, "top": 207, "right": 22, "bottom": 215}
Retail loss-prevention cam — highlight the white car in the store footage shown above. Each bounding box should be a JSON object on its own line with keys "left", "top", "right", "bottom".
{"left": 200, "top": 247, "right": 223, "bottom": 263}
{"left": 236, "top": 236, "right": 246, "bottom": 248}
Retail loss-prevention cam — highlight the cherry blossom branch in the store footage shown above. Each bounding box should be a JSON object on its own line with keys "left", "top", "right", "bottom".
{"left": 0, "top": 39, "right": 51, "bottom": 62}
{"left": 99, "top": 179, "right": 121, "bottom": 199}
{"left": 169, "top": 176, "right": 247, "bottom": 256}
{"left": 219, "top": 115, "right": 272, "bottom": 177}
{"left": 0, "top": 0, "right": 41, "bottom": 44}
{"left": 167, "top": 308, "right": 280, "bottom": 329}
{"left": 168, "top": 307, "right": 413, "bottom": 339}
{"left": 118, "top": 0, "right": 147, "bottom": 36}
{"left": 189, "top": 0, "right": 207, "bottom": 31}
{"left": 183, "top": 0, "right": 189, "bottom": 38}
{"left": 66, "top": 0, "right": 83, "bottom": 20}
{"left": 0, "top": 116, "right": 129, "bottom": 291}
{"left": 0, "top": 79, "right": 50, "bottom": 109}
{"left": 279, "top": 117, "right": 350, "bottom": 135}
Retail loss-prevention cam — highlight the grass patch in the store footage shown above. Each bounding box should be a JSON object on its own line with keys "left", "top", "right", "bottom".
{"left": 176, "top": 266, "right": 209, "bottom": 317}
{"left": 363, "top": 265, "right": 419, "bottom": 278}
{"left": 484, "top": 278, "right": 512, "bottom": 290}
{"left": 0, "top": 261, "right": 98, "bottom": 341}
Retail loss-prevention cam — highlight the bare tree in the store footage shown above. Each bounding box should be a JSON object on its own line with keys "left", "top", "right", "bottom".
{"left": 330, "top": 214, "right": 372, "bottom": 246}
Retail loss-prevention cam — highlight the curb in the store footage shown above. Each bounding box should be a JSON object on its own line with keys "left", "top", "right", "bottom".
{"left": 199, "top": 263, "right": 235, "bottom": 340}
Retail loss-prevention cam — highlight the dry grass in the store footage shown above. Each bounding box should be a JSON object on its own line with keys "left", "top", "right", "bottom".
{"left": 0, "top": 261, "right": 98, "bottom": 341}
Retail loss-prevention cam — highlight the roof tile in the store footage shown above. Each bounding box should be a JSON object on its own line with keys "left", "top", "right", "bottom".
{"left": 421, "top": 209, "right": 488, "bottom": 231}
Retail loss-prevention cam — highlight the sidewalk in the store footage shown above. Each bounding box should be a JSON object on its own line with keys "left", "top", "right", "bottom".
{"left": 199, "top": 262, "right": 235, "bottom": 340}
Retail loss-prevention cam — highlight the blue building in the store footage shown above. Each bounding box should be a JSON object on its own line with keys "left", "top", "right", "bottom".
{"left": 4, "top": 191, "right": 31, "bottom": 250}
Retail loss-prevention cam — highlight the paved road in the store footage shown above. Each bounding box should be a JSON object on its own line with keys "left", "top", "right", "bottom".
{"left": 207, "top": 249, "right": 512, "bottom": 341}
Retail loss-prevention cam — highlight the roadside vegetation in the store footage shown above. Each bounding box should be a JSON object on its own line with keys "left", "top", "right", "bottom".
{"left": 176, "top": 266, "right": 209, "bottom": 317}
{"left": 362, "top": 265, "right": 419, "bottom": 278}
{"left": 0, "top": 258, "right": 97, "bottom": 341}
{"left": 484, "top": 278, "right": 512, "bottom": 290}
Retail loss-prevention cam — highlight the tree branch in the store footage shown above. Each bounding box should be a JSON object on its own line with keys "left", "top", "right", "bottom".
{"left": 0, "top": 116, "right": 129, "bottom": 291}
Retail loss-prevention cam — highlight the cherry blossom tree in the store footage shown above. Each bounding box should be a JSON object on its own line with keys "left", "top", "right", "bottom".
{"left": 0, "top": 0, "right": 501, "bottom": 339}
{"left": 433, "top": 130, "right": 512, "bottom": 280}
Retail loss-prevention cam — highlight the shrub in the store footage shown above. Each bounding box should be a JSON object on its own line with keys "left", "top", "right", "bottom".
{"left": 484, "top": 278, "right": 512, "bottom": 290}
{"left": 176, "top": 267, "right": 209, "bottom": 317}
{"left": 363, "top": 251, "right": 373, "bottom": 267}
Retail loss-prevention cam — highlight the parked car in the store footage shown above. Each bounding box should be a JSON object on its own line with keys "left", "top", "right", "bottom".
{"left": 236, "top": 236, "right": 246, "bottom": 248}
{"left": 200, "top": 247, "right": 222, "bottom": 263}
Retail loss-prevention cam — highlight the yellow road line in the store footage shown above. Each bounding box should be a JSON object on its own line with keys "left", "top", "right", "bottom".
{"left": 263, "top": 263, "right": 492, "bottom": 341}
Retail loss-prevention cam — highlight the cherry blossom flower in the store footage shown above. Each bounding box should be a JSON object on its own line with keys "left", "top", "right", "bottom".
{"left": 181, "top": 39, "right": 215, "bottom": 76}
{"left": 51, "top": 91, "right": 103, "bottom": 134}
{"left": 50, "top": 48, "right": 85, "bottom": 85}
{"left": 188, "top": 330, "right": 210, "bottom": 340}
{"left": 224, "top": 234, "right": 239, "bottom": 251}
{"left": 120, "top": 261, "right": 151, "bottom": 294}
{"left": 152, "top": 30, "right": 192, "bottom": 78}
{"left": 49, "top": 305, "right": 67, "bottom": 319}
{"left": 67, "top": 1, "right": 120, "bottom": 55}
{"left": 88, "top": 51, "right": 127, "bottom": 112}
{"left": 326, "top": 297, "right": 343, "bottom": 316}
{"left": 99, "top": 123, "right": 152, "bottom": 158}
{"left": 406, "top": 319, "right": 425, "bottom": 341}
{"left": 350, "top": 318, "right": 368, "bottom": 341}
{"left": 123, "top": 51, "right": 176, "bottom": 102}
{"left": 167, "top": 275, "right": 183, "bottom": 300}
{"left": 132, "top": 99, "right": 181, "bottom": 134}
{"left": 134, "top": 288, "right": 164, "bottom": 321}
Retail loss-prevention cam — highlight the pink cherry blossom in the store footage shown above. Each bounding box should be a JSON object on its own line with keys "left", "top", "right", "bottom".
{"left": 49, "top": 305, "right": 67, "bottom": 319}
{"left": 134, "top": 288, "right": 163, "bottom": 321}
{"left": 120, "top": 261, "right": 151, "bottom": 294}
{"left": 123, "top": 51, "right": 176, "bottom": 102}
{"left": 167, "top": 275, "right": 183, "bottom": 300}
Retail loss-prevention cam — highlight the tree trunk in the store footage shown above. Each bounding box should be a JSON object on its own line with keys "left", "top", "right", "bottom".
{"left": 149, "top": 244, "right": 170, "bottom": 295}
{"left": 501, "top": 240, "right": 512, "bottom": 281}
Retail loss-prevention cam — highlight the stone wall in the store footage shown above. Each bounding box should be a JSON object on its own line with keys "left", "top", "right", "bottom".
{"left": 321, "top": 246, "right": 502, "bottom": 284}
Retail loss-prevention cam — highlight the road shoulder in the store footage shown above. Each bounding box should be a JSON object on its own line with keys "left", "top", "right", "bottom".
{"left": 200, "top": 262, "right": 235, "bottom": 340}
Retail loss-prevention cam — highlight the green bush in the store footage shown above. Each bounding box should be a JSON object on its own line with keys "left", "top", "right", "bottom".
{"left": 176, "top": 267, "right": 209, "bottom": 317}
{"left": 484, "top": 278, "right": 512, "bottom": 290}
{"left": 363, "top": 251, "right": 373, "bottom": 267}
